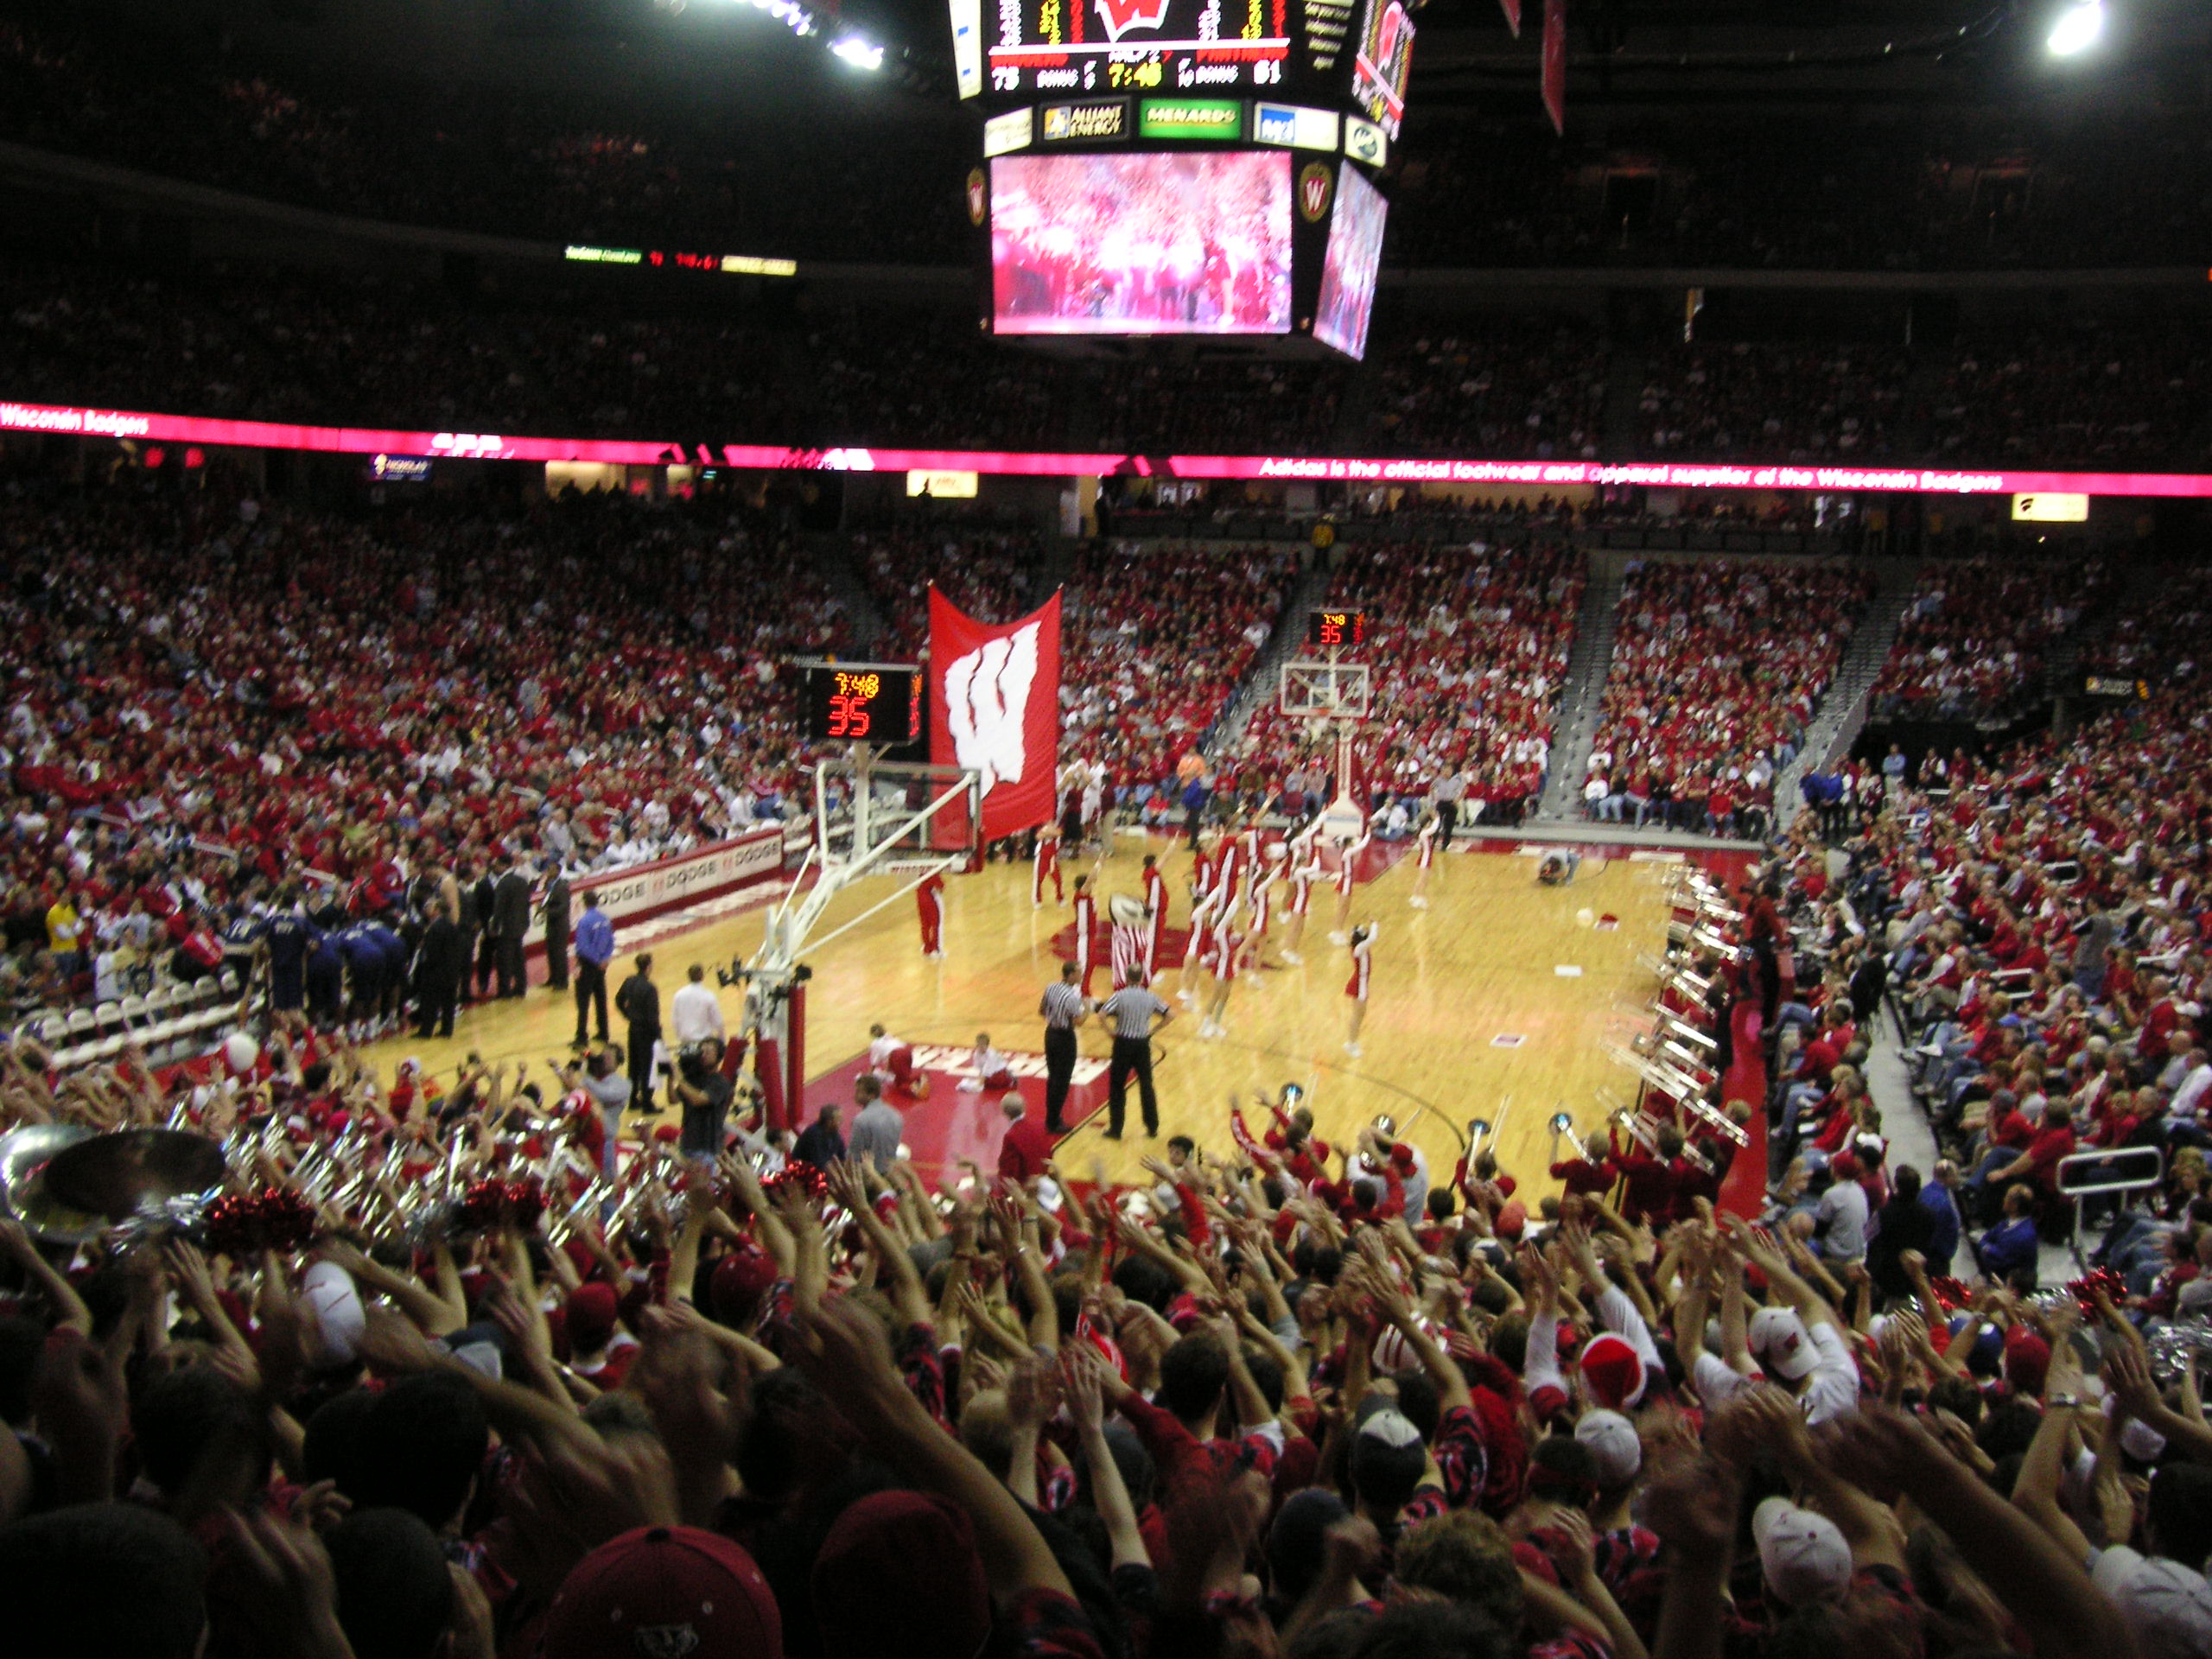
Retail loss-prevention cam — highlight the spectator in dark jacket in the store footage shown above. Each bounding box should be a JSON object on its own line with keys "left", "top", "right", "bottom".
{"left": 1866, "top": 1165, "right": 1936, "bottom": 1302}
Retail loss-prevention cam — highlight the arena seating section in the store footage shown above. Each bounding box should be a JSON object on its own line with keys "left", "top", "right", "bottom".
{"left": 1230, "top": 537, "right": 1585, "bottom": 825}
{"left": 1587, "top": 561, "right": 1876, "bottom": 830}
{"left": 1872, "top": 556, "right": 2120, "bottom": 721}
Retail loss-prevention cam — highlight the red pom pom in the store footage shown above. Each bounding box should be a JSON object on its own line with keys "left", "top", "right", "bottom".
{"left": 257, "top": 1186, "right": 318, "bottom": 1252}
{"left": 503, "top": 1179, "right": 545, "bottom": 1229}
{"left": 1929, "top": 1275, "right": 1971, "bottom": 1313}
{"left": 203, "top": 1192, "right": 262, "bottom": 1258}
{"left": 2068, "top": 1267, "right": 2126, "bottom": 1313}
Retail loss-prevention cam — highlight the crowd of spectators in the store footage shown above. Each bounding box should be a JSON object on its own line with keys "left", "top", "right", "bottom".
{"left": 1586, "top": 561, "right": 1874, "bottom": 836}
{"left": 0, "top": 18, "right": 967, "bottom": 263}
{"left": 1872, "top": 556, "right": 2120, "bottom": 723}
{"left": 1367, "top": 322, "right": 1609, "bottom": 460}
{"left": 0, "top": 468, "right": 846, "bottom": 1021}
{"left": 1391, "top": 110, "right": 2212, "bottom": 271}
{"left": 1229, "top": 537, "right": 1584, "bottom": 829}
{"left": 1059, "top": 543, "right": 1297, "bottom": 810}
{"left": 2081, "top": 567, "right": 2212, "bottom": 685}
{"left": 851, "top": 523, "right": 1041, "bottom": 658}
{"left": 1777, "top": 682, "right": 2212, "bottom": 1332}
{"left": 10, "top": 253, "right": 2212, "bottom": 471}
{"left": 3, "top": 844, "right": 2211, "bottom": 1657}
{"left": 1927, "top": 334, "right": 2212, "bottom": 471}
{"left": 1637, "top": 343, "right": 1914, "bottom": 464}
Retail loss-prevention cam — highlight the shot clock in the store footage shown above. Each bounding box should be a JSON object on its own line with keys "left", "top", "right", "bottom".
{"left": 1306, "top": 609, "right": 1367, "bottom": 649}
{"left": 800, "top": 664, "right": 923, "bottom": 744}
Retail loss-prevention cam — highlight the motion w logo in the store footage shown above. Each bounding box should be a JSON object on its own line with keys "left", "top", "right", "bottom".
{"left": 1095, "top": 0, "right": 1173, "bottom": 42}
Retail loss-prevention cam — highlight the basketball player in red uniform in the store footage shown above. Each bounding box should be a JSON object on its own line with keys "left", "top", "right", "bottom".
{"left": 1071, "top": 875, "right": 1098, "bottom": 995}
{"left": 1141, "top": 854, "right": 1168, "bottom": 979}
{"left": 1330, "top": 828, "right": 1372, "bottom": 944}
{"left": 1033, "top": 827, "right": 1064, "bottom": 907}
{"left": 917, "top": 870, "right": 945, "bottom": 959}
{"left": 1344, "top": 920, "right": 1377, "bottom": 1057}
{"left": 1408, "top": 813, "right": 1440, "bottom": 911}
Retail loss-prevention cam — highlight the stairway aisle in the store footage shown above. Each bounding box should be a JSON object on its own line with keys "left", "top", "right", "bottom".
{"left": 809, "top": 531, "right": 887, "bottom": 654}
{"left": 1531, "top": 550, "right": 1628, "bottom": 821}
{"left": 1203, "top": 560, "right": 1329, "bottom": 759}
{"left": 1771, "top": 556, "right": 1923, "bottom": 810}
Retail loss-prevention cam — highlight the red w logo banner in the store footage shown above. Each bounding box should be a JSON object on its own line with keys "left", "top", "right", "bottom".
{"left": 1095, "top": 0, "right": 1172, "bottom": 42}
{"left": 930, "top": 585, "right": 1062, "bottom": 844}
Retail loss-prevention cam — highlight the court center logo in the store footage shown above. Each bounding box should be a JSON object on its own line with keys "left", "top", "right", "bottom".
{"left": 1095, "top": 0, "right": 1173, "bottom": 43}
{"left": 1300, "top": 162, "right": 1335, "bottom": 222}
{"left": 944, "top": 621, "right": 1041, "bottom": 794}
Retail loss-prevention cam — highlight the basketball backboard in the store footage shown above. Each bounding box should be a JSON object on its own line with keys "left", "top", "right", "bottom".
{"left": 811, "top": 757, "right": 983, "bottom": 874}
{"left": 1280, "top": 658, "right": 1373, "bottom": 721}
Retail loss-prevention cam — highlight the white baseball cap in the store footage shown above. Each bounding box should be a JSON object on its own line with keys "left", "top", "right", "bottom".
{"left": 301, "top": 1260, "right": 365, "bottom": 1368}
{"left": 1752, "top": 1497, "right": 1853, "bottom": 1606}
{"left": 2091, "top": 1548, "right": 2212, "bottom": 1659}
{"left": 1573, "top": 1408, "right": 1643, "bottom": 1487}
{"left": 1749, "top": 1306, "right": 1819, "bottom": 1381}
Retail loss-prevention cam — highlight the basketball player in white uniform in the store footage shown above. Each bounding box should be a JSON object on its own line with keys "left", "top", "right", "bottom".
{"left": 1408, "top": 813, "right": 1439, "bottom": 910}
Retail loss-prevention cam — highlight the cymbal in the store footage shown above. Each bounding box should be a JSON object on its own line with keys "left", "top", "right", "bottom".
{"left": 43, "top": 1128, "right": 227, "bottom": 1222}
{"left": 0, "top": 1122, "right": 105, "bottom": 1244}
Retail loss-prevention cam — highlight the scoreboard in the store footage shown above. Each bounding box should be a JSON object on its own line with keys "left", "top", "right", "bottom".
{"left": 800, "top": 664, "right": 924, "bottom": 745}
{"left": 955, "top": 0, "right": 1400, "bottom": 115}
{"left": 952, "top": 0, "right": 1410, "bottom": 359}
{"left": 1307, "top": 608, "right": 1367, "bottom": 648}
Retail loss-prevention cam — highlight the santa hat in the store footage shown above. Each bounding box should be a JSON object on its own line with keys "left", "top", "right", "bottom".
{"left": 1579, "top": 1332, "right": 1649, "bottom": 1410}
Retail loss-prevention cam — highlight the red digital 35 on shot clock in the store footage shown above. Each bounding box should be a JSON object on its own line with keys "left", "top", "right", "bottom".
{"left": 801, "top": 664, "right": 922, "bottom": 743}
{"left": 1306, "top": 609, "right": 1367, "bottom": 648}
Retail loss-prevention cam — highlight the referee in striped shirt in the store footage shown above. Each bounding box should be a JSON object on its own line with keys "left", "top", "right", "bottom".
{"left": 1039, "top": 961, "right": 1088, "bottom": 1134}
{"left": 1096, "top": 972, "right": 1173, "bottom": 1140}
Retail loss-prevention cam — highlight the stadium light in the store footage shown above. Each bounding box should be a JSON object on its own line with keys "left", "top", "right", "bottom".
{"left": 2047, "top": 0, "right": 2105, "bottom": 55}
{"left": 831, "top": 35, "right": 885, "bottom": 70}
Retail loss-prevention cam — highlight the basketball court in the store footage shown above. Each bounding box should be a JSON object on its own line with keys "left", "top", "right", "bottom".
{"left": 362, "top": 830, "right": 1758, "bottom": 1202}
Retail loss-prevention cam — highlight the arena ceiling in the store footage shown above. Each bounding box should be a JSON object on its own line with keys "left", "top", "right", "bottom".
{"left": 24, "top": 0, "right": 2211, "bottom": 119}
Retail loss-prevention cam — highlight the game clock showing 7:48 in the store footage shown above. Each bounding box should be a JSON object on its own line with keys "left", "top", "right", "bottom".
{"left": 1307, "top": 609, "right": 1367, "bottom": 649}
{"left": 802, "top": 664, "right": 923, "bottom": 744}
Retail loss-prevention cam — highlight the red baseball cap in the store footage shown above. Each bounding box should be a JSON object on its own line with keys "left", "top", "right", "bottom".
{"left": 565, "top": 1282, "right": 620, "bottom": 1353}
{"left": 710, "top": 1244, "right": 778, "bottom": 1325}
{"left": 541, "top": 1525, "right": 780, "bottom": 1659}
{"left": 811, "top": 1491, "right": 989, "bottom": 1659}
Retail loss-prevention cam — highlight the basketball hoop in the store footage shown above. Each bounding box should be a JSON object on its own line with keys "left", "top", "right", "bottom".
{"left": 1280, "top": 639, "right": 1372, "bottom": 831}
{"left": 743, "top": 747, "right": 984, "bottom": 1134}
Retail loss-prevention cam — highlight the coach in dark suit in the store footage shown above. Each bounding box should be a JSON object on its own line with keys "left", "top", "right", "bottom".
{"left": 616, "top": 954, "right": 662, "bottom": 1115}
{"left": 492, "top": 853, "right": 533, "bottom": 999}
{"left": 538, "top": 864, "right": 571, "bottom": 991}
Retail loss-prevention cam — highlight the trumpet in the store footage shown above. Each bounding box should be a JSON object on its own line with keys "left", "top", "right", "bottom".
{"left": 548, "top": 1180, "right": 611, "bottom": 1248}
{"left": 1548, "top": 1109, "right": 1600, "bottom": 1164}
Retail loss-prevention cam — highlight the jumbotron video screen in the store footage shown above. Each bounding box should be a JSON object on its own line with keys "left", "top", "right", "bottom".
{"left": 989, "top": 150, "right": 1294, "bottom": 336}
{"left": 1313, "top": 160, "right": 1386, "bottom": 359}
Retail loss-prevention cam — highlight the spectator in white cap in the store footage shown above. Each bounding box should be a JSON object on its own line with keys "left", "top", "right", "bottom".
{"left": 1753, "top": 1497, "right": 1853, "bottom": 1607}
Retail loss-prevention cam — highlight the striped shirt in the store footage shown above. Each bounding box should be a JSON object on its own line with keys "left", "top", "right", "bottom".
{"left": 1039, "top": 981, "right": 1089, "bottom": 1029}
{"left": 1100, "top": 987, "right": 1170, "bottom": 1039}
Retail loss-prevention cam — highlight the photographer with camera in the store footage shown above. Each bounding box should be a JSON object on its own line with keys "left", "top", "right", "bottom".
{"left": 671, "top": 1036, "right": 734, "bottom": 1161}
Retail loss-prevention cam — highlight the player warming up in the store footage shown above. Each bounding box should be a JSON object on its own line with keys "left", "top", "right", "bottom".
{"left": 1328, "top": 826, "right": 1371, "bottom": 944}
{"left": 867, "top": 1023, "right": 929, "bottom": 1100}
{"left": 1408, "top": 812, "right": 1439, "bottom": 910}
{"left": 916, "top": 868, "right": 945, "bottom": 958}
{"left": 1071, "top": 874, "right": 1098, "bottom": 995}
{"left": 958, "top": 1032, "right": 1018, "bottom": 1098}
{"left": 1033, "top": 825, "right": 1063, "bottom": 907}
{"left": 1344, "top": 920, "right": 1377, "bottom": 1057}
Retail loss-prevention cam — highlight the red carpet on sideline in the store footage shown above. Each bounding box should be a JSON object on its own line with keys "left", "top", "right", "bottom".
{"left": 1718, "top": 998, "right": 1768, "bottom": 1217}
